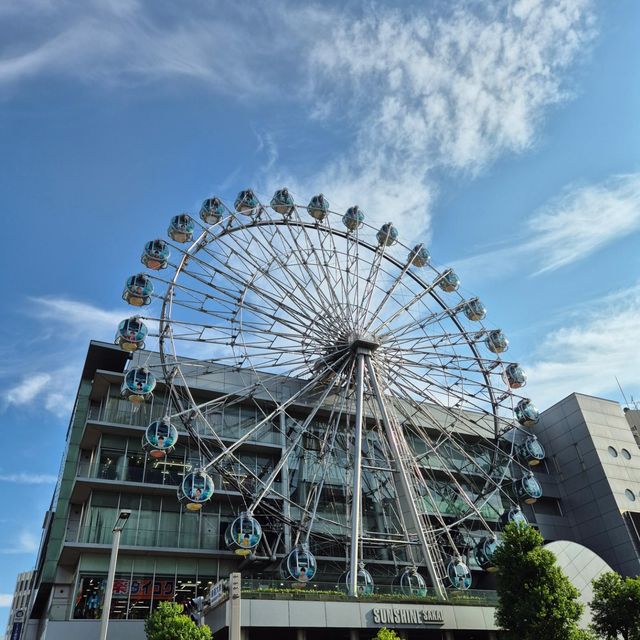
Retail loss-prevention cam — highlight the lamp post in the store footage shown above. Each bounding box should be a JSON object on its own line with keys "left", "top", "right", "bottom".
{"left": 98, "top": 510, "right": 131, "bottom": 640}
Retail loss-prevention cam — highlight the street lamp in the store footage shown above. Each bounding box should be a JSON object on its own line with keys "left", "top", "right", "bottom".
{"left": 99, "top": 510, "right": 131, "bottom": 640}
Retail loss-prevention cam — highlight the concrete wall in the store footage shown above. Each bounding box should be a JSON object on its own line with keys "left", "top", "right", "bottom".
{"left": 536, "top": 394, "right": 640, "bottom": 576}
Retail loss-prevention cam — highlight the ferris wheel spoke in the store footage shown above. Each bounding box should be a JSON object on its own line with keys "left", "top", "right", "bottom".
{"left": 370, "top": 276, "right": 447, "bottom": 337}
{"left": 362, "top": 259, "right": 416, "bottom": 335}
{"left": 299, "top": 222, "right": 356, "bottom": 328}
{"left": 209, "top": 228, "right": 340, "bottom": 330}
{"left": 244, "top": 351, "right": 354, "bottom": 515}
{"left": 275, "top": 220, "right": 353, "bottom": 328}
{"left": 228, "top": 218, "right": 348, "bottom": 327}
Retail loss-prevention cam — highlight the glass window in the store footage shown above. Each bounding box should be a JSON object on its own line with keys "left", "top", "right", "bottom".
{"left": 125, "top": 450, "right": 146, "bottom": 483}
{"left": 608, "top": 446, "right": 618, "bottom": 458}
{"left": 625, "top": 489, "right": 636, "bottom": 502}
{"left": 119, "top": 495, "right": 140, "bottom": 545}
{"left": 621, "top": 448, "right": 632, "bottom": 460}
{"left": 127, "top": 575, "right": 153, "bottom": 619}
{"left": 138, "top": 497, "right": 161, "bottom": 547}
{"left": 109, "top": 573, "right": 132, "bottom": 620}
{"left": 98, "top": 448, "right": 125, "bottom": 480}
{"left": 158, "top": 498, "right": 181, "bottom": 548}
{"left": 180, "top": 511, "right": 200, "bottom": 549}
{"left": 73, "top": 575, "right": 107, "bottom": 619}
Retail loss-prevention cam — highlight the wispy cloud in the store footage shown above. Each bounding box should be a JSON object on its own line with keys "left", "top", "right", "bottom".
{"left": 1, "top": 297, "right": 127, "bottom": 419}
{"left": 454, "top": 172, "right": 640, "bottom": 281}
{"left": 0, "top": 530, "right": 40, "bottom": 555}
{"left": 0, "top": 594, "right": 13, "bottom": 607}
{"left": 524, "top": 284, "right": 640, "bottom": 408}
{"left": 0, "top": 473, "right": 57, "bottom": 484}
{"left": 0, "top": 1, "right": 596, "bottom": 241}
{"left": 275, "top": 0, "right": 597, "bottom": 240}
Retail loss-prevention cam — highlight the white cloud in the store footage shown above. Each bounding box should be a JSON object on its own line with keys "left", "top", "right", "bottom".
{"left": 0, "top": 594, "right": 13, "bottom": 607}
{"left": 0, "top": 2, "right": 596, "bottom": 241}
{"left": 0, "top": 530, "right": 40, "bottom": 555}
{"left": 0, "top": 473, "right": 57, "bottom": 484}
{"left": 454, "top": 172, "right": 640, "bottom": 281}
{"left": 528, "top": 173, "right": 640, "bottom": 274}
{"left": 27, "top": 296, "right": 126, "bottom": 340}
{"left": 524, "top": 284, "right": 640, "bottom": 408}
{"left": 279, "top": 0, "right": 597, "bottom": 240}
{"left": 1, "top": 297, "right": 129, "bottom": 419}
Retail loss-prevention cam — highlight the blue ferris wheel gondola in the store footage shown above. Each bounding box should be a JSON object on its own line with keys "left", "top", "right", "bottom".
{"left": 283, "top": 545, "right": 317, "bottom": 583}
{"left": 447, "top": 559, "right": 472, "bottom": 590}
{"left": 339, "top": 565, "right": 374, "bottom": 595}
{"left": 115, "top": 316, "right": 148, "bottom": 352}
{"left": 178, "top": 469, "right": 214, "bottom": 511}
{"left": 234, "top": 189, "right": 259, "bottom": 214}
{"left": 270, "top": 188, "right": 295, "bottom": 216}
{"left": 408, "top": 243, "right": 430, "bottom": 267}
{"left": 438, "top": 268, "right": 460, "bottom": 292}
{"left": 122, "top": 273, "right": 153, "bottom": 307}
{"left": 503, "top": 363, "right": 527, "bottom": 389}
{"left": 199, "top": 197, "right": 225, "bottom": 225}
{"left": 485, "top": 329, "right": 509, "bottom": 354}
{"left": 376, "top": 222, "right": 398, "bottom": 247}
{"left": 342, "top": 206, "right": 365, "bottom": 231}
{"left": 307, "top": 194, "right": 329, "bottom": 221}
{"left": 121, "top": 367, "right": 156, "bottom": 404}
{"left": 168, "top": 214, "right": 195, "bottom": 243}
{"left": 143, "top": 418, "right": 178, "bottom": 459}
{"left": 475, "top": 537, "right": 499, "bottom": 572}
{"left": 462, "top": 298, "right": 486, "bottom": 322}
{"left": 517, "top": 474, "right": 542, "bottom": 504}
{"left": 501, "top": 506, "right": 528, "bottom": 527}
{"left": 224, "top": 513, "right": 262, "bottom": 556}
{"left": 393, "top": 567, "right": 427, "bottom": 596}
{"left": 515, "top": 398, "right": 540, "bottom": 426}
{"left": 141, "top": 239, "right": 170, "bottom": 270}
{"left": 518, "top": 435, "right": 545, "bottom": 466}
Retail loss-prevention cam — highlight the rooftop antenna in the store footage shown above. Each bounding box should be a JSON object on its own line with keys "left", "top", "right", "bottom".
{"left": 615, "top": 376, "right": 630, "bottom": 408}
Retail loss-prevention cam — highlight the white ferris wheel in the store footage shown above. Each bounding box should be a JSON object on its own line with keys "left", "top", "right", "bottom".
{"left": 115, "top": 188, "right": 544, "bottom": 599}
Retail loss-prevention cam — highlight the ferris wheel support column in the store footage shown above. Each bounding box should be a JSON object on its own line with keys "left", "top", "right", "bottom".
{"left": 280, "top": 412, "right": 292, "bottom": 551}
{"left": 365, "top": 358, "right": 448, "bottom": 601}
{"left": 348, "top": 352, "right": 366, "bottom": 597}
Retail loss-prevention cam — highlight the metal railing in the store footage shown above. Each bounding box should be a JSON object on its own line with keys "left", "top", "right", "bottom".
{"left": 240, "top": 578, "right": 499, "bottom": 606}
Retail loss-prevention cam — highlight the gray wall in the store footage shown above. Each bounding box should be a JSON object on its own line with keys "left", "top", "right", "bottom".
{"left": 536, "top": 394, "right": 640, "bottom": 576}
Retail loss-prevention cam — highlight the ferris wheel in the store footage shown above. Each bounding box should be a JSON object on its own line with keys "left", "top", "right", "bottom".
{"left": 116, "top": 187, "right": 544, "bottom": 599}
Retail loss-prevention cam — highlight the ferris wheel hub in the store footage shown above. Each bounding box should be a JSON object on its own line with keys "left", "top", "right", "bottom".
{"left": 350, "top": 333, "right": 380, "bottom": 354}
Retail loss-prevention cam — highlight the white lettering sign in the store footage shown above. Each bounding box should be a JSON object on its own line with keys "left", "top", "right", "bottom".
{"left": 371, "top": 606, "right": 444, "bottom": 626}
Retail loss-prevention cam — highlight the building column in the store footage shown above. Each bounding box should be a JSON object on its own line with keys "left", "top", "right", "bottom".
{"left": 488, "top": 633, "right": 498, "bottom": 640}
{"left": 349, "top": 630, "right": 359, "bottom": 640}
{"left": 443, "top": 632, "right": 455, "bottom": 640}
{"left": 296, "top": 630, "right": 306, "bottom": 640}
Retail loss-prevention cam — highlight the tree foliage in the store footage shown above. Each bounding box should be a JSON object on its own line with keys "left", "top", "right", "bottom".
{"left": 373, "top": 629, "right": 401, "bottom": 640}
{"left": 145, "top": 601, "right": 212, "bottom": 640}
{"left": 493, "top": 522, "right": 584, "bottom": 640}
{"left": 590, "top": 571, "right": 640, "bottom": 640}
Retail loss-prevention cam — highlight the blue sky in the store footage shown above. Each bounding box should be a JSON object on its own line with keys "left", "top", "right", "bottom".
{"left": 1, "top": 0, "right": 639, "bottom": 627}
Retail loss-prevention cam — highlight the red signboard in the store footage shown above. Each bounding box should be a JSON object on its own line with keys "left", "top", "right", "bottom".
{"left": 112, "top": 579, "right": 174, "bottom": 600}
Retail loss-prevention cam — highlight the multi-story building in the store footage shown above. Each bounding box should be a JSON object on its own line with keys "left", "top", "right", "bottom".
{"left": 4, "top": 571, "right": 35, "bottom": 640}
{"left": 19, "top": 341, "right": 639, "bottom": 640}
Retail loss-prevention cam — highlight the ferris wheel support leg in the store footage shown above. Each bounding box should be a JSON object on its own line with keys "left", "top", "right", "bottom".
{"left": 365, "top": 357, "right": 448, "bottom": 601}
{"left": 349, "top": 352, "right": 366, "bottom": 597}
{"left": 280, "top": 412, "right": 292, "bottom": 551}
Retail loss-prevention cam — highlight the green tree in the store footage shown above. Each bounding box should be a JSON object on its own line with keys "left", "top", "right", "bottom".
{"left": 373, "top": 629, "right": 401, "bottom": 640}
{"left": 590, "top": 571, "right": 640, "bottom": 640}
{"left": 493, "top": 521, "right": 584, "bottom": 640}
{"left": 145, "top": 601, "right": 212, "bottom": 640}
